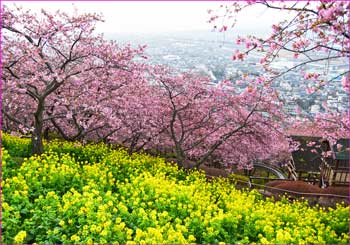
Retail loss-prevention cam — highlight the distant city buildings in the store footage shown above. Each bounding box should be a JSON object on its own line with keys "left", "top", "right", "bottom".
{"left": 112, "top": 32, "right": 349, "bottom": 117}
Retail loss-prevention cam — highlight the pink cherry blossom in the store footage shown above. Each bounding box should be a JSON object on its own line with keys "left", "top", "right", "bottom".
{"left": 208, "top": 0, "right": 349, "bottom": 144}
{"left": 2, "top": 5, "right": 146, "bottom": 154}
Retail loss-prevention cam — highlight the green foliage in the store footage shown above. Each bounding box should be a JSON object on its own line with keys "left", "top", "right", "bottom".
{"left": 1, "top": 148, "right": 24, "bottom": 180}
{"left": 2, "top": 132, "right": 112, "bottom": 161}
{"left": 2, "top": 135, "right": 350, "bottom": 244}
{"left": 45, "top": 140, "right": 112, "bottom": 163}
{"left": 2, "top": 133, "right": 32, "bottom": 157}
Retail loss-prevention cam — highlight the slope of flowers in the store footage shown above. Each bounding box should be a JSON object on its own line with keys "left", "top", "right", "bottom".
{"left": 1, "top": 135, "right": 349, "bottom": 244}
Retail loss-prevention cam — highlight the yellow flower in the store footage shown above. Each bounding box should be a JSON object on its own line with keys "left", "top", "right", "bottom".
{"left": 14, "top": 231, "right": 27, "bottom": 243}
{"left": 90, "top": 224, "right": 97, "bottom": 232}
{"left": 127, "top": 229, "right": 133, "bottom": 239}
{"left": 100, "top": 229, "right": 108, "bottom": 237}
{"left": 103, "top": 221, "right": 112, "bottom": 228}
{"left": 2, "top": 202, "right": 10, "bottom": 210}
{"left": 59, "top": 220, "right": 65, "bottom": 226}
{"left": 260, "top": 237, "right": 270, "bottom": 244}
{"left": 188, "top": 235, "right": 196, "bottom": 242}
{"left": 71, "top": 234, "right": 80, "bottom": 242}
{"left": 95, "top": 225, "right": 102, "bottom": 233}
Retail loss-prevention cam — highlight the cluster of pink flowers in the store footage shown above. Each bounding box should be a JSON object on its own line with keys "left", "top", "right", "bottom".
{"left": 208, "top": 0, "right": 349, "bottom": 146}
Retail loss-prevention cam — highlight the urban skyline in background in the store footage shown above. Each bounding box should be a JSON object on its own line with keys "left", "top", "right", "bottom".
{"left": 113, "top": 31, "right": 349, "bottom": 117}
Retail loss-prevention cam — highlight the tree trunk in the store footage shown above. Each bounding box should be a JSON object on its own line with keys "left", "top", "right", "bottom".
{"left": 175, "top": 144, "right": 186, "bottom": 168}
{"left": 43, "top": 127, "right": 50, "bottom": 140}
{"left": 31, "top": 99, "right": 45, "bottom": 155}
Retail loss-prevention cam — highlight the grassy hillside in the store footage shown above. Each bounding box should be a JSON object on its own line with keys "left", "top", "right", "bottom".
{"left": 1, "top": 134, "right": 349, "bottom": 244}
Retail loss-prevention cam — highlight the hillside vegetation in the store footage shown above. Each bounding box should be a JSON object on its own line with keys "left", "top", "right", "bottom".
{"left": 1, "top": 134, "right": 349, "bottom": 244}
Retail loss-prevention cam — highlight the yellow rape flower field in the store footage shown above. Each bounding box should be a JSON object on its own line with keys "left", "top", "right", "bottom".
{"left": 1, "top": 134, "right": 349, "bottom": 244}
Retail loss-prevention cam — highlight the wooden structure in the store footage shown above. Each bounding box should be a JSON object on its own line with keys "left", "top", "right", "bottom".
{"left": 246, "top": 136, "right": 349, "bottom": 187}
{"left": 288, "top": 136, "right": 329, "bottom": 183}
{"left": 320, "top": 138, "right": 350, "bottom": 186}
{"left": 288, "top": 136, "right": 349, "bottom": 186}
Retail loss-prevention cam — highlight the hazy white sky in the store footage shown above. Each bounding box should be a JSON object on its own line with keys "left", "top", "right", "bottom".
{"left": 3, "top": 1, "right": 288, "bottom": 35}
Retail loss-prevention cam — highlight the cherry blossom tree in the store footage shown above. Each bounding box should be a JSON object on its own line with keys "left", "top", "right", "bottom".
{"left": 2, "top": 5, "right": 146, "bottom": 154}
{"left": 43, "top": 61, "right": 148, "bottom": 144}
{"left": 101, "top": 69, "right": 168, "bottom": 154}
{"left": 148, "top": 68, "right": 289, "bottom": 169}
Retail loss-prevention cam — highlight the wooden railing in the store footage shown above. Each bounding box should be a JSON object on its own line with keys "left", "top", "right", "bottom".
{"left": 320, "top": 158, "right": 350, "bottom": 186}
